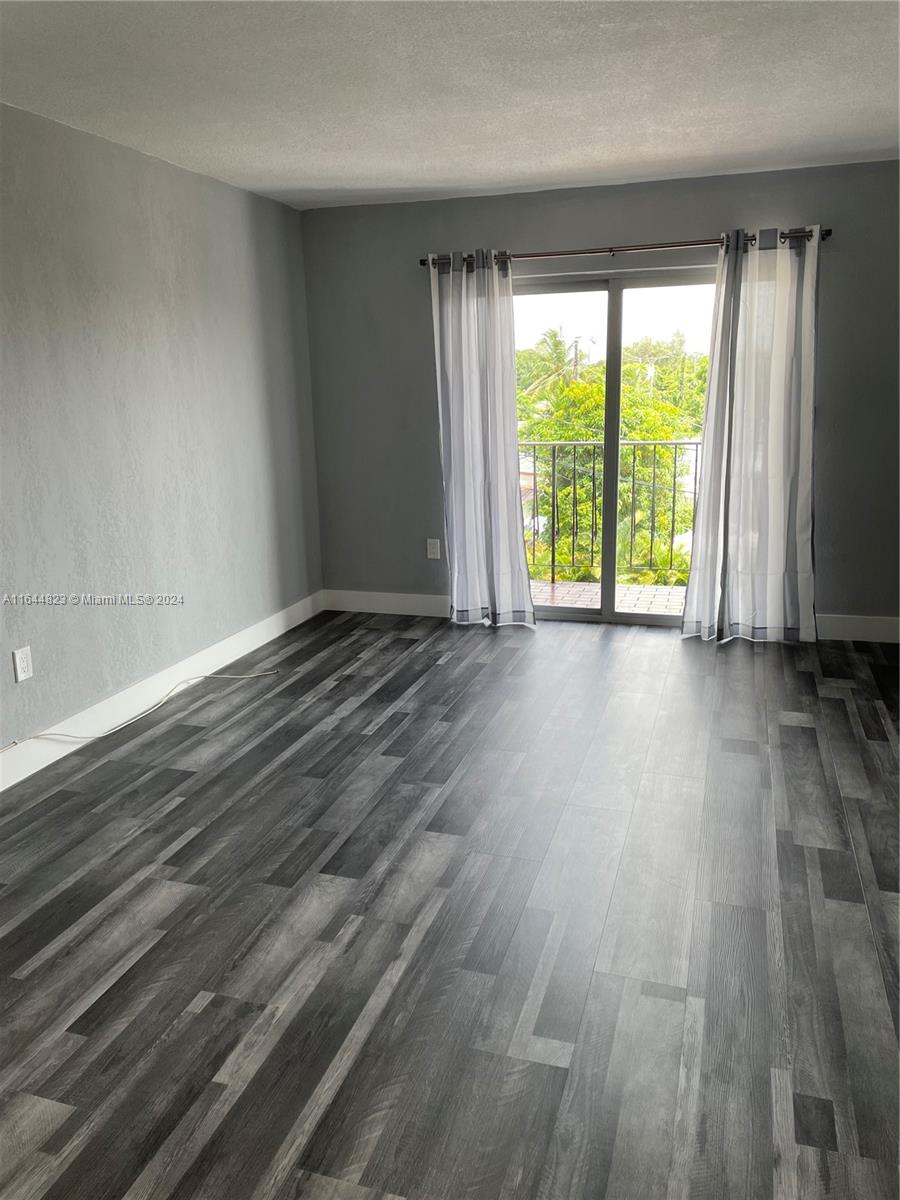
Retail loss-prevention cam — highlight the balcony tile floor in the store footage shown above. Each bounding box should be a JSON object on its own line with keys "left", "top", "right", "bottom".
{"left": 531, "top": 579, "right": 686, "bottom": 615}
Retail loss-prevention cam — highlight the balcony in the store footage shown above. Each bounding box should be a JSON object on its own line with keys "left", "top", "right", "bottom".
{"left": 529, "top": 580, "right": 687, "bottom": 615}
{"left": 519, "top": 439, "right": 702, "bottom": 617}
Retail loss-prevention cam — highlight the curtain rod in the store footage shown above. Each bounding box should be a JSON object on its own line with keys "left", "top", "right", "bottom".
{"left": 418, "top": 228, "right": 832, "bottom": 268}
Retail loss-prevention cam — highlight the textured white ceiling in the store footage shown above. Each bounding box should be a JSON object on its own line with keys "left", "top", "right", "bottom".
{"left": 1, "top": 1, "right": 897, "bottom": 209}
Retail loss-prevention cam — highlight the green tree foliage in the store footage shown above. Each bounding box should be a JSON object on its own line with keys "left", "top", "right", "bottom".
{"left": 517, "top": 329, "right": 708, "bottom": 586}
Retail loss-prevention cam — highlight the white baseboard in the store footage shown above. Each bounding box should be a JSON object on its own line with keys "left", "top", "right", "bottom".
{"left": 0, "top": 589, "right": 326, "bottom": 793}
{"left": 318, "top": 593, "right": 900, "bottom": 643}
{"left": 320, "top": 592, "right": 900, "bottom": 642}
{"left": 815, "top": 613, "right": 899, "bottom": 643}
{"left": 322, "top": 589, "right": 451, "bottom": 618}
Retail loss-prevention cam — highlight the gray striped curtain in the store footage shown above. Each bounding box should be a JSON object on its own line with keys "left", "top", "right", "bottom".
{"left": 429, "top": 250, "right": 535, "bottom": 627}
{"left": 683, "top": 227, "right": 820, "bottom": 642}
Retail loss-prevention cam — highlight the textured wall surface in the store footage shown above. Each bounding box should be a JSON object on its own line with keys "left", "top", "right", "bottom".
{"left": 302, "top": 162, "right": 899, "bottom": 617}
{"left": 1, "top": 106, "right": 322, "bottom": 744}
{"left": 2, "top": 110, "right": 897, "bottom": 747}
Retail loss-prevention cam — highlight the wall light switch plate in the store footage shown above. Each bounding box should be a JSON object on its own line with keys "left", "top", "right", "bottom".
{"left": 426, "top": 538, "right": 441, "bottom": 560}
{"left": 13, "top": 645, "right": 33, "bottom": 682}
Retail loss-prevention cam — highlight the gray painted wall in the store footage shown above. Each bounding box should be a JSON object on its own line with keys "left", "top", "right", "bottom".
{"left": 1, "top": 106, "right": 322, "bottom": 744}
{"left": 2, "top": 111, "right": 896, "bottom": 747}
{"left": 302, "top": 161, "right": 899, "bottom": 619}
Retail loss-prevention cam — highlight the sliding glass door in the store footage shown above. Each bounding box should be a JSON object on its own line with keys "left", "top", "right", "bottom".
{"left": 513, "top": 272, "right": 715, "bottom": 623}
{"left": 615, "top": 281, "right": 715, "bottom": 617}
{"left": 514, "top": 286, "right": 609, "bottom": 611}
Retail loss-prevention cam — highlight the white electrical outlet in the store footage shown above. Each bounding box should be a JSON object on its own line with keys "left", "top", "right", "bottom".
{"left": 12, "top": 645, "right": 33, "bottom": 683}
{"left": 426, "top": 538, "right": 441, "bottom": 560}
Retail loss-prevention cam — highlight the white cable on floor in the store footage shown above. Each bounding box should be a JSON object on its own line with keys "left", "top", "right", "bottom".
{"left": 0, "top": 670, "right": 279, "bottom": 754}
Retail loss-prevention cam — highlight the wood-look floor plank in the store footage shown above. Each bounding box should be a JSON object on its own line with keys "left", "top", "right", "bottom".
{"left": 319, "top": 783, "right": 437, "bottom": 881}
{"left": 643, "top": 675, "right": 713, "bottom": 780}
{"left": 596, "top": 774, "right": 703, "bottom": 990}
{"left": 698, "top": 740, "right": 778, "bottom": 911}
{"left": 602, "top": 984, "right": 685, "bottom": 1199}
{"left": 0, "top": 874, "right": 198, "bottom": 1075}
{"left": 536, "top": 971, "right": 634, "bottom": 1199}
{"left": 274, "top": 1171, "right": 406, "bottom": 1199}
{"left": 779, "top": 723, "right": 850, "bottom": 852}
{"left": 796, "top": 1146, "right": 899, "bottom": 1199}
{"left": 297, "top": 859, "right": 506, "bottom": 1191}
{"left": 687, "top": 902, "right": 773, "bottom": 1199}
{"left": 39, "top": 994, "right": 258, "bottom": 1200}
{"left": 352, "top": 829, "right": 459, "bottom": 927}
{"left": 567, "top": 692, "right": 659, "bottom": 811}
{"left": 777, "top": 834, "right": 860, "bottom": 1157}
{"left": 167, "top": 918, "right": 408, "bottom": 1200}
{"left": 666, "top": 994, "right": 705, "bottom": 1200}
{"left": 0, "top": 620, "right": 896, "bottom": 1200}
{"left": 527, "top": 804, "right": 627, "bottom": 1043}
{"left": 0, "top": 1091, "right": 74, "bottom": 1189}
{"left": 426, "top": 748, "right": 523, "bottom": 837}
{"left": 826, "top": 898, "right": 899, "bottom": 1163}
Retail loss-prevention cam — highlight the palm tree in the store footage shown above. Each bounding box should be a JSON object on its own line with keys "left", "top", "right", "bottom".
{"left": 521, "top": 328, "right": 583, "bottom": 394}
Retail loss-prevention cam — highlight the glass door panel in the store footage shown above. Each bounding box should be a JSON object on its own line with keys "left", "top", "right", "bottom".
{"left": 513, "top": 289, "right": 608, "bottom": 612}
{"left": 615, "top": 284, "right": 715, "bottom": 617}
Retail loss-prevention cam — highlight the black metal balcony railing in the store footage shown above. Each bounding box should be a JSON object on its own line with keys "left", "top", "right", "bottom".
{"left": 518, "top": 439, "right": 702, "bottom": 586}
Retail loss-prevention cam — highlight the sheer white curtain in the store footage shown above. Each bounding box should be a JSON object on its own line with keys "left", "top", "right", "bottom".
{"left": 429, "top": 250, "right": 534, "bottom": 626}
{"left": 683, "top": 227, "right": 820, "bottom": 642}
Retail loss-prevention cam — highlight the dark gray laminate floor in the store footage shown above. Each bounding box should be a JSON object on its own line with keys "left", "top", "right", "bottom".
{"left": 0, "top": 612, "right": 897, "bottom": 1199}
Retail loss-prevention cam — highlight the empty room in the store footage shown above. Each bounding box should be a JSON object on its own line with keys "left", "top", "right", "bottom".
{"left": 1, "top": 2, "right": 898, "bottom": 1197}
